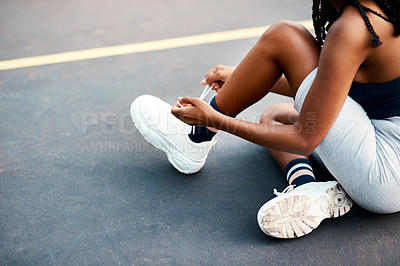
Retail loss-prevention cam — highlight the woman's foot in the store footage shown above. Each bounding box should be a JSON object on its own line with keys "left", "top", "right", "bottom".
{"left": 130, "top": 95, "right": 216, "bottom": 174}
{"left": 257, "top": 181, "right": 353, "bottom": 238}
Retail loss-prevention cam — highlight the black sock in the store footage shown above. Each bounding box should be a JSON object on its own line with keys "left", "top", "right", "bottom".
{"left": 189, "top": 96, "right": 225, "bottom": 143}
{"left": 283, "top": 158, "right": 316, "bottom": 187}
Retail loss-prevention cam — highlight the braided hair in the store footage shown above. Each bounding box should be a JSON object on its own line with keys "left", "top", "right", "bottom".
{"left": 312, "top": 0, "right": 400, "bottom": 47}
{"left": 312, "top": 0, "right": 338, "bottom": 47}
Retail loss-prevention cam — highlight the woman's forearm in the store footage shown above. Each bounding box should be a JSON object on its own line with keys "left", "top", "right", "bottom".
{"left": 212, "top": 113, "right": 312, "bottom": 156}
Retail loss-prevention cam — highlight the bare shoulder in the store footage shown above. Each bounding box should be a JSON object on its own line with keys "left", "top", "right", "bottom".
{"left": 325, "top": 4, "right": 372, "bottom": 50}
{"left": 324, "top": 3, "right": 400, "bottom": 82}
{"left": 315, "top": 4, "right": 373, "bottom": 89}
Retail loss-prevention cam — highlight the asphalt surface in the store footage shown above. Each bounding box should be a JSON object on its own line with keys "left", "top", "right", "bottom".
{"left": 1, "top": 0, "right": 399, "bottom": 264}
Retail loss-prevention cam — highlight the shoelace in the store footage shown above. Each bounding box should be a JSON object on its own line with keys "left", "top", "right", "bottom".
{"left": 199, "top": 85, "right": 212, "bottom": 101}
{"left": 273, "top": 185, "right": 296, "bottom": 196}
{"left": 190, "top": 85, "right": 213, "bottom": 134}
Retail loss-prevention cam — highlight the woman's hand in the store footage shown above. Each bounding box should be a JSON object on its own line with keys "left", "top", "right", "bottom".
{"left": 171, "top": 97, "right": 221, "bottom": 127}
{"left": 201, "top": 65, "right": 235, "bottom": 92}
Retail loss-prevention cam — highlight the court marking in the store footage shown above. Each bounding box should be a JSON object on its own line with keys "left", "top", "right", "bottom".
{"left": 0, "top": 20, "right": 313, "bottom": 71}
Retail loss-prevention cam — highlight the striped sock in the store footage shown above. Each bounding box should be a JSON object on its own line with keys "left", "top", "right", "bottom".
{"left": 189, "top": 96, "right": 224, "bottom": 143}
{"left": 283, "top": 158, "right": 316, "bottom": 187}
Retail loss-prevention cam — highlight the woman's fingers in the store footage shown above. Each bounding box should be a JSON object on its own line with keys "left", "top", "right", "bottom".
{"left": 201, "top": 65, "right": 235, "bottom": 90}
{"left": 172, "top": 97, "right": 195, "bottom": 115}
{"left": 206, "top": 72, "right": 224, "bottom": 85}
{"left": 180, "top": 96, "right": 198, "bottom": 105}
{"left": 201, "top": 65, "right": 221, "bottom": 85}
{"left": 212, "top": 81, "right": 224, "bottom": 90}
{"left": 171, "top": 96, "right": 211, "bottom": 126}
{"left": 171, "top": 103, "right": 196, "bottom": 123}
{"left": 206, "top": 65, "right": 218, "bottom": 78}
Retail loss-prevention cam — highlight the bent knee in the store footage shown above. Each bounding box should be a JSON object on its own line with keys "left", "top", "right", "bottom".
{"left": 260, "top": 21, "right": 310, "bottom": 43}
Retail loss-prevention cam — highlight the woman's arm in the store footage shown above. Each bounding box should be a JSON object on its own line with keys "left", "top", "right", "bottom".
{"left": 172, "top": 7, "right": 372, "bottom": 155}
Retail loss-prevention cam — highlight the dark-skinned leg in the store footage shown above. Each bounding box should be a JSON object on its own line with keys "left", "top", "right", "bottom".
{"left": 259, "top": 103, "right": 309, "bottom": 169}
{"left": 211, "top": 21, "right": 320, "bottom": 186}
{"left": 214, "top": 21, "right": 320, "bottom": 117}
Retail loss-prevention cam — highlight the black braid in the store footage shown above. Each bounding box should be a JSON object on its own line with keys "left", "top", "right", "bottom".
{"left": 312, "top": 0, "right": 400, "bottom": 48}
{"left": 352, "top": 0, "right": 383, "bottom": 47}
{"left": 362, "top": 5, "right": 390, "bottom": 21}
{"left": 312, "top": 0, "right": 324, "bottom": 47}
{"left": 312, "top": 0, "right": 338, "bottom": 47}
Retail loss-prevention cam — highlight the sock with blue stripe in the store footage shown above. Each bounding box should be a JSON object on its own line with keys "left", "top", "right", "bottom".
{"left": 189, "top": 96, "right": 225, "bottom": 143}
{"left": 283, "top": 158, "right": 316, "bottom": 187}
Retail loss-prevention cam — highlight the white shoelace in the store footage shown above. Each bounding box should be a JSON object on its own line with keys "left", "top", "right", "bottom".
{"left": 273, "top": 185, "right": 296, "bottom": 196}
{"left": 199, "top": 85, "right": 212, "bottom": 101}
{"left": 190, "top": 85, "right": 213, "bottom": 134}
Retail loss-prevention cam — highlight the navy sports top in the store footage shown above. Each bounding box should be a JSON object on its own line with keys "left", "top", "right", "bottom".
{"left": 349, "top": 78, "right": 400, "bottom": 119}
{"left": 335, "top": 2, "right": 400, "bottom": 119}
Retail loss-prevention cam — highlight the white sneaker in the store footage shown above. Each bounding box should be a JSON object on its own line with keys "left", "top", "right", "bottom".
{"left": 130, "top": 94, "right": 216, "bottom": 174}
{"left": 257, "top": 181, "right": 353, "bottom": 238}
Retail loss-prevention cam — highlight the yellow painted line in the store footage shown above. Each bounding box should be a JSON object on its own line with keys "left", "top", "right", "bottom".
{"left": 0, "top": 20, "right": 313, "bottom": 71}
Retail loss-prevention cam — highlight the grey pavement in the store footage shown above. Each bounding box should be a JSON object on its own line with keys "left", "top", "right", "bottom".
{"left": 1, "top": 0, "right": 399, "bottom": 264}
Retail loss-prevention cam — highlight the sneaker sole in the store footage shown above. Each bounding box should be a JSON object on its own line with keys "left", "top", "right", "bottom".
{"left": 130, "top": 98, "right": 206, "bottom": 174}
{"left": 257, "top": 182, "right": 353, "bottom": 238}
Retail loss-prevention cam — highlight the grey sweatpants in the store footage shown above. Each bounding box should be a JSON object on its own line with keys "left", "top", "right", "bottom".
{"left": 294, "top": 68, "right": 400, "bottom": 214}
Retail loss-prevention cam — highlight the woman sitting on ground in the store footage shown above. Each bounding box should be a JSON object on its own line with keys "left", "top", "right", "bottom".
{"left": 131, "top": 0, "right": 400, "bottom": 238}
